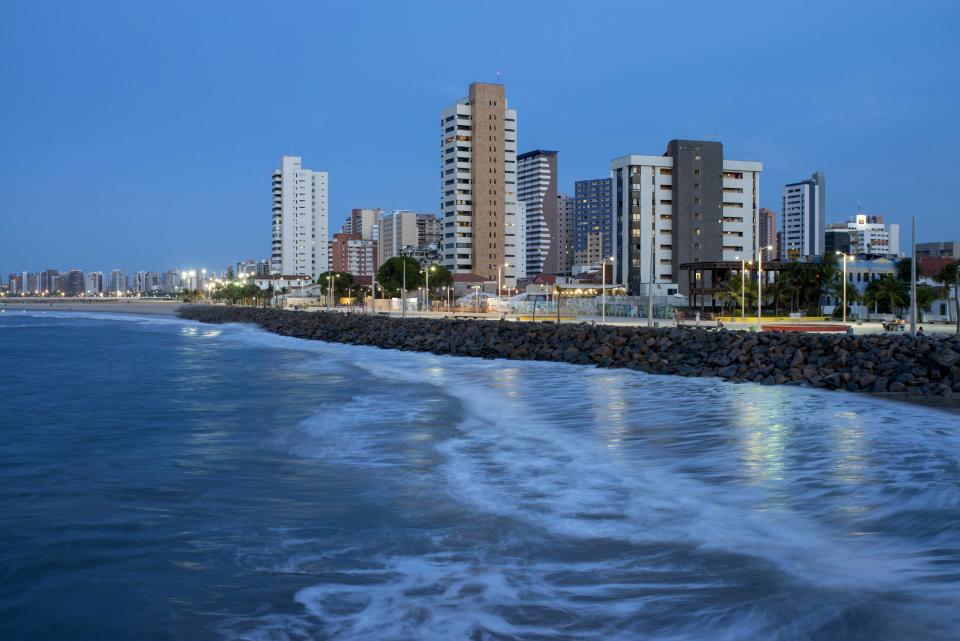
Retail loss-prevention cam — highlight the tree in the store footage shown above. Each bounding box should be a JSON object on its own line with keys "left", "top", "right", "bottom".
{"left": 896, "top": 257, "right": 913, "bottom": 283}
{"left": 724, "top": 274, "right": 757, "bottom": 318}
{"left": 377, "top": 257, "right": 423, "bottom": 296}
{"left": 874, "top": 274, "right": 908, "bottom": 316}
{"left": 936, "top": 261, "right": 960, "bottom": 334}
{"left": 423, "top": 263, "right": 452, "bottom": 293}
{"left": 317, "top": 271, "right": 354, "bottom": 298}
{"left": 913, "top": 284, "right": 937, "bottom": 322}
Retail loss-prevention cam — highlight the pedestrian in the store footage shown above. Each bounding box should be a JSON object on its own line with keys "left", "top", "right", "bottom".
{"left": 917, "top": 326, "right": 925, "bottom": 336}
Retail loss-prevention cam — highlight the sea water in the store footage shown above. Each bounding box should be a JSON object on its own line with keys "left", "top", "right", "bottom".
{"left": 1, "top": 311, "right": 958, "bottom": 640}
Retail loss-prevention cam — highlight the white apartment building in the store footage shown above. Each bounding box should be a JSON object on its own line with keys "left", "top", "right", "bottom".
{"left": 271, "top": 156, "right": 328, "bottom": 279}
{"left": 611, "top": 140, "right": 762, "bottom": 297}
{"left": 440, "top": 82, "right": 519, "bottom": 289}
{"left": 782, "top": 171, "right": 825, "bottom": 259}
{"left": 108, "top": 270, "right": 127, "bottom": 294}
{"left": 84, "top": 271, "right": 103, "bottom": 295}
{"left": 514, "top": 201, "right": 527, "bottom": 281}
{"left": 517, "top": 150, "right": 558, "bottom": 278}
{"left": 826, "top": 214, "right": 901, "bottom": 256}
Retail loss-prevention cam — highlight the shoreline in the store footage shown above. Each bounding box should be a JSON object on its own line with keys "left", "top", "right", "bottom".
{"left": 177, "top": 305, "right": 960, "bottom": 412}
{"left": 0, "top": 300, "right": 182, "bottom": 316}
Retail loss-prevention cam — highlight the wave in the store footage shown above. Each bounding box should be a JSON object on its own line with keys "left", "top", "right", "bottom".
{"left": 50, "top": 318, "right": 948, "bottom": 640}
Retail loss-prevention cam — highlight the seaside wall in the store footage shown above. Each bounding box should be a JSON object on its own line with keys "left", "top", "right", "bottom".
{"left": 177, "top": 306, "right": 960, "bottom": 399}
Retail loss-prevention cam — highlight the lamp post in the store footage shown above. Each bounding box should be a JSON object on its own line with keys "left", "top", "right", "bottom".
{"left": 737, "top": 257, "right": 748, "bottom": 321}
{"left": 836, "top": 251, "right": 849, "bottom": 324}
{"left": 496, "top": 262, "right": 509, "bottom": 303}
{"left": 424, "top": 265, "right": 435, "bottom": 311}
{"left": 601, "top": 256, "right": 615, "bottom": 325}
{"left": 473, "top": 285, "right": 480, "bottom": 315}
{"left": 402, "top": 260, "right": 407, "bottom": 319}
{"left": 757, "top": 245, "right": 772, "bottom": 326}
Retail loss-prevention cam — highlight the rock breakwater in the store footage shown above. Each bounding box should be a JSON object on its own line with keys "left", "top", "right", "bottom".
{"left": 178, "top": 305, "right": 960, "bottom": 400}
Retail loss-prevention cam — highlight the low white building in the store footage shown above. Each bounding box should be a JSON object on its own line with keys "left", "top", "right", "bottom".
{"left": 254, "top": 274, "right": 314, "bottom": 291}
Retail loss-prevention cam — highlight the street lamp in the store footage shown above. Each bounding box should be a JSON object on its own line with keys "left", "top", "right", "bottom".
{"left": 757, "top": 245, "right": 772, "bottom": 325}
{"left": 836, "top": 251, "right": 851, "bottom": 324}
{"left": 473, "top": 285, "right": 481, "bottom": 315}
{"left": 496, "top": 262, "right": 509, "bottom": 303}
{"left": 424, "top": 264, "right": 436, "bottom": 311}
{"left": 736, "top": 256, "right": 751, "bottom": 321}
{"left": 601, "top": 256, "right": 615, "bottom": 325}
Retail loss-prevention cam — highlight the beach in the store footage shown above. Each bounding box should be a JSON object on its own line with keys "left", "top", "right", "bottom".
{"left": 0, "top": 299, "right": 182, "bottom": 316}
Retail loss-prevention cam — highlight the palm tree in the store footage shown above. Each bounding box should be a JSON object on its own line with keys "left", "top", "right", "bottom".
{"left": 913, "top": 285, "right": 937, "bottom": 322}
{"left": 724, "top": 275, "right": 757, "bottom": 318}
{"left": 875, "top": 274, "right": 908, "bottom": 317}
{"left": 936, "top": 261, "right": 959, "bottom": 334}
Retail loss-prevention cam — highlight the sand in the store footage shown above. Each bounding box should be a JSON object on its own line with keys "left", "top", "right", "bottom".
{"left": 0, "top": 299, "right": 183, "bottom": 316}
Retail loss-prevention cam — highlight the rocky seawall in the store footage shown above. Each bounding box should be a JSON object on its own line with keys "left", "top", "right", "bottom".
{"left": 177, "top": 305, "right": 960, "bottom": 400}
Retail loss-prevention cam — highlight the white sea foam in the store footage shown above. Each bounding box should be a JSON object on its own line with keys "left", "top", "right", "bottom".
{"left": 208, "top": 324, "right": 960, "bottom": 640}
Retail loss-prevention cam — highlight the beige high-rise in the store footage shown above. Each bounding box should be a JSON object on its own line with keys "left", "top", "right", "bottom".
{"left": 440, "top": 82, "right": 518, "bottom": 287}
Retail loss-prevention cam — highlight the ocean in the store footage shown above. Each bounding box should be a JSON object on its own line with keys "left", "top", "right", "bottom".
{"left": 1, "top": 311, "right": 958, "bottom": 640}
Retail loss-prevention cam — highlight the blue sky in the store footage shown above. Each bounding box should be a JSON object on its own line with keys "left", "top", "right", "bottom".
{"left": 1, "top": 0, "right": 958, "bottom": 275}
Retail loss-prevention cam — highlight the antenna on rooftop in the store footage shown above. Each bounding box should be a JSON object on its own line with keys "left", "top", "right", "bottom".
{"left": 496, "top": 71, "right": 502, "bottom": 84}
{"left": 857, "top": 201, "right": 863, "bottom": 215}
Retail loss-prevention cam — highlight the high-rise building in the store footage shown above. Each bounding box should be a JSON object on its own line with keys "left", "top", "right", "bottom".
{"left": 84, "top": 272, "right": 103, "bottom": 295}
{"left": 517, "top": 150, "right": 559, "bottom": 277}
{"left": 108, "top": 270, "right": 127, "bottom": 295}
{"left": 416, "top": 212, "right": 442, "bottom": 249}
{"left": 330, "top": 232, "right": 377, "bottom": 276}
{"left": 161, "top": 270, "right": 181, "bottom": 293}
{"left": 349, "top": 208, "right": 380, "bottom": 240}
{"left": 271, "top": 156, "right": 329, "bottom": 278}
{"left": 759, "top": 208, "right": 777, "bottom": 260}
{"left": 826, "top": 214, "right": 900, "bottom": 256}
{"left": 63, "top": 270, "right": 84, "bottom": 296}
{"left": 781, "top": 171, "right": 825, "bottom": 259}
{"left": 25, "top": 273, "right": 40, "bottom": 294}
{"left": 514, "top": 201, "right": 527, "bottom": 280}
{"left": 41, "top": 269, "right": 59, "bottom": 294}
{"left": 7, "top": 273, "right": 21, "bottom": 294}
{"left": 556, "top": 193, "right": 575, "bottom": 275}
{"left": 378, "top": 210, "right": 421, "bottom": 265}
{"left": 574, "top": 178, "right": 613, "bottom": 268}
{"left": 133, "top": 271, "right": 149, "bottom": 293}
{"left": 610, "top": 140, "right": 762, "bottom": 296}
{"left": 440, "top": 82, "right": 519, "bottom": 288}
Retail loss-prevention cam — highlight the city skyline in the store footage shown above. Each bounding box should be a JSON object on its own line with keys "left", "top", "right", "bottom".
{"left": 2, "top": 1, "right": 958, "bottom": 275}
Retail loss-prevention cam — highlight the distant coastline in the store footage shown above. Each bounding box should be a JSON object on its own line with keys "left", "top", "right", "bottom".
{"left": 0, "top": 299, "right": 181, "bottom": 316}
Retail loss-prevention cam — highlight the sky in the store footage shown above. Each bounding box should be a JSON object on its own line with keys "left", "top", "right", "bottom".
{"left": 1, "top": 0, "right": 958, "bottom": 275}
